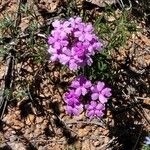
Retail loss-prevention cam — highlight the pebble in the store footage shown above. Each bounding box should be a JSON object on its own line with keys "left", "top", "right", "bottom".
{"left": 93, "top": 129, "right": 100, "bottom": 136}
{"left": 75, "top": 140, "right": 82, "bottom": 150}
{"left": 104, "top": 137, "right": 109, "bottom": 144}
{"left": 81, "top": 139, "right": 90, "bottom": 150}
{"left": 15, "top": 110, "right": 20, "bottom": 116}
{"left": 25, "top": 114, "right": 35, "bottom": 125}
{"left": 24, "top": 128, "right": 31, "bottom": 138}
{"left": 7, "top": 142, "right": 26, "bottom": 150}
{"left": 94, "top": 140, "right": 101, "bottom": 147}
{"left": 78, "top": 128, "right": 89, "bottom": 138}
{"left": 11, "top": 130, "right": 16, "bottom": 134}
{"left": 13, "top": 125, "right": 22, "bottom": 130}
{"left": 34, "top": 128, "right": 41, "bottom": 137}
{"left": 9, "top": 135, "right": 17, "bottom": 142}
{"left": 103, "top": 130, "right": 109, "bottom": 136}
{"left": 38, "top": 146, "right": 47, "bottom": 150}
{"left": 36, "top": 117, "right": 44, "bottom": 124}
{"left": 0, "top": 143, "right": 8, "bottom": 149}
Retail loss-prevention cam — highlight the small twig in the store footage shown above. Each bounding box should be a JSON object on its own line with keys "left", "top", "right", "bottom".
{"left": 27, "top": 84, "right": 37, "bottom": 115}
{"left": 0, "top": 52, "right": 15, "bottom": 119}
{"left": 54, "top": 114, "right": 78, "bottom": 135}
{"left": 32, "top": 139, "right": 65, "bottom": 143}
{"left": 134, "top": 97, "right": 150, "bottom": 125}
{"left": 117, "top": 0, "right": 125, "bottom": 8}
{"left": 98, "top": 137, "right": 117, "bottom": 149}
{"left": 18, "top": 32, "right": 47, "bottom": 39}
{"left": 66, "top": 120, "right": 106, "bottom": 128}
{"left": 136, "top": 97, "right": 150, "bottom": 100}
{"left": 122, "top": 91, "right": 150, "bottom": 125}
{"left": 132, "top": 121, "right": 144, "bottom": 150}
{"left": 14, "top": 0, "right": 22, "bottom": 27}
{"left": 36, "top": 33, "right": 47, "bottom": 39}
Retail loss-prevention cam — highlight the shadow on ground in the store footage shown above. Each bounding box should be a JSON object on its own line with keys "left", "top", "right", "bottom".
{"left": 107, "top": 58, "right": 150, "bottom": 150}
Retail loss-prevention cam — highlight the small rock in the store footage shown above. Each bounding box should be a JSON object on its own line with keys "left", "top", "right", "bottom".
{"left": 7, "top": 142, "right": 26, "bottom": 150}
{"left": 81, "top": 139, "right": 91, "bottom": 150}
{"left": 25, "top": 114, "right": 35, "bottom": 125}
{"left": 56, "top": 128, "right": 62, "bottom": 136}
{"left": 0, "top": 143, "right": 9, "bottom": 149}
{"left": 104, "top": 137, "right": 109, "bottom": 144}
{"left": 34, "top": 128, "right": 41, "bottom": 137}
{"left": 38, "top": 146, "right": 47, "bottom": 150}
{"left": 36, "top": 117, "right": 44, "bottom": 124}
{"left": 75, "top": 140, "right": 82, "bottom": 150}
{"left": 78, "top": 128, "right": 89, "bottom": 138}
{"left": 11, "top": 130, "right": 16, "bottom": 134}
{"left": 9, "top": 135, "right": 17, "bottom": 142}
{"left": 59, "top": 105, "right": 65, "bottom": 113}
{"left": 15, "top": 110, "right": 20, "bottom": 116}
{"left": 13, "top": 120, "right": 24, "bottom": 130}
{"left": 103, "top": 130, "right": 109, "bottom": 136}
{"left": 41, "top": 120, "right": 48, "bottom": 130}
{"left": 86, "top": 0, "right": 116, "bottom": 7}
{"left": 36, "top": 124, "right": 41, "bottom": 129}
{"left": 94, "top": 140, "right": 100, "bottom": 147}
{"left": 28, "top": 133, "right": 34, "bottom": 139}
{"left": 93, "top": 129, "right": 100, "bottom": 136}
{"left": 24, "top": 128, "right": 31, "bottom": 138}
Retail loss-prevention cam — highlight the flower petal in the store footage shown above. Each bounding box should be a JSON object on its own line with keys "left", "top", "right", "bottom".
{"left": 97, "top": 82, "right": 105, "bottom": 92}
{"left": 101, "top": 88, "right": 112, "bottom": 97}
{"left": 87, "top": 110, "right": 94, "bottom": 118}
{"left": 99, "top": 94, "right": 107, "bottom": 104}
{"left": 75, "top": 88, "right": 82, "bottom": 96}
{"left": 71, "top": 81, "right": 80, "bottom": 88}
{"left": 84, "top": 81, "right": 92, "bottom": 88}
{"left": 81, "top": 87, "right": 87, "bottom": 96}
{"left": 52, "top": 20, "right": 61, "bottom": 28}
{"left": 95, "top": 110, "right": 104, "bottom": 117}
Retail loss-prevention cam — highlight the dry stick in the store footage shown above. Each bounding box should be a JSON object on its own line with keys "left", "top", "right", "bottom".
{"left": 117, "top": 0, "right": 125, "bottom": 8}
{"left": 123, "top": 92, "right": 150, "bottom": 125}
{"left": 27, "top": 84, "right": 37, "bottom": 115}
{"left": 0, "top": 53, "right": 14, "bottom": 119}
{"left": 98, "top": 137, "right": 117, "bottom": 150}
{"left": 134, "top": 98, "right": 150, "bottom": 125}
{"left": 14, "top": 0, "right": 22, "bottom": 27}
{"left": 0, "top": 0, "right": 22, "bottom": 119}
{"left": 66, "top": 120, "right": 106, "bottom": 129}
{"left": 117, "top": 0, "right": 132, "bottom": 9}
{"left": 132, "top": 120, "right": 145, "bottom": 150}
{"left": 18, "top": 32, "right": 47, "bottom": 39}
{"left": 30, "top": 135, "right": 106, "bottom": 146}
{"left": 136, "top": 97, "right": 150, "bottom": 100}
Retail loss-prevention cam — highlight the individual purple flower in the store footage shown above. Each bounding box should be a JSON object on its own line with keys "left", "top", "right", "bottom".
{"left": 64, "top": 90, "right": 80, "bottom": 105}
{"left": 145, "top": 136, "right": 150, "bottom": 145}
{"left": 91, "top": 81, "right": 112, "bottom": 104}
{"left": 47, "top": 17, "right": 103, "bottom": 71}
{"left": 70, "top": 75, "right": 92, "bottom": 96}
{"left": 64, "top": 90, "right": 83, "bottom": 115}
{"left": 66, "top": 104, "right": 83, "bottom": 116}
{"left": 85, "top": 101, "right": 105, "bottom": 119}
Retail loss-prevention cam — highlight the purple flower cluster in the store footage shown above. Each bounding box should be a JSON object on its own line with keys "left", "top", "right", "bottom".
{"left": 48, "top": 17, "right": 103, "bottom": 70}
{"left": 64, "top": 75, "right": 112, "bottom": 119}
